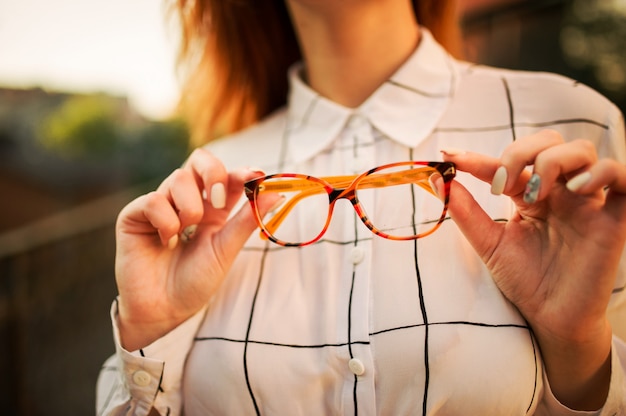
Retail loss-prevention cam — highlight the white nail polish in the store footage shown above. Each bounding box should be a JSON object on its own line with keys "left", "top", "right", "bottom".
{"left": 491, "top": 166, "right": 508, "bottom": 195}
{"left": 566, "top": 172, "right": 592, "bottom": 192}
{"left": 440, "top": 148, "right": 466, "bottom": 156}
{"left": 167, "top": 234, "right": 178, "bottom": 250}
{"left": 210, "top": 183, "right": 226, "bottom": 209}
{"left": 428, "top": 173, "right": 443, "bottom": 199}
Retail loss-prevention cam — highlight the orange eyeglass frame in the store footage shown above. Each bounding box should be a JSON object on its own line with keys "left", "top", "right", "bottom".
{"left": 244, "top": 161, "right": 456, "bottom": 247}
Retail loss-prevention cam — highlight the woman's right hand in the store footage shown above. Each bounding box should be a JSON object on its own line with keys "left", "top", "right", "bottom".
{"left": 114, "top": 148, "right": 274, "bottom": 351}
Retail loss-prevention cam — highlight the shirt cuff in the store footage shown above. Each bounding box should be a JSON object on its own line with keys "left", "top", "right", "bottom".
{"left": 602, "top": 337, "right": 626, "bottom": 415}
{"left": 110, "top": 299, "right": 207, "bottom": 415}
{"left": 539, "top": 336, "right": 626, "bottom": 416}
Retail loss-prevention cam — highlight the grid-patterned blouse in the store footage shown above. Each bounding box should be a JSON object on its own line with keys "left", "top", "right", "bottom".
{"left": 97, "top": 30, "right": 626, "bottom": 416}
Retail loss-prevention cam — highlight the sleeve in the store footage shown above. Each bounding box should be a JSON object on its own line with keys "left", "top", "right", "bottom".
{"left": 95, "top": 299, "right": 207, "bottom": 416}
{"left": 604, "top": 108, "right": 626, "bottom": 341}
{"left": 534, "top": 337, "right": 626, "bottom": 416}
{"left": 535, "top": 104, "right": 626, "bottom": 416}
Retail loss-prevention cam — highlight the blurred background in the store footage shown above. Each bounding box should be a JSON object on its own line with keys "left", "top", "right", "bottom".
{"left": 0, "top": 0, "right": 625, "bottom": 414}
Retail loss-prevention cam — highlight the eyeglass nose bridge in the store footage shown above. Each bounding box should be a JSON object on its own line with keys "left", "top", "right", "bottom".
{"left": 326, "top": 186, "right": 376, "bottom": 233}
{"left": 328, "top": 186, "right": 356, "bottom": 202}
{"left": 328, "top": 186, "right": 367, "bottom": 216}
{"left": 295, "top": 186, "right": 355, "bottom": 246}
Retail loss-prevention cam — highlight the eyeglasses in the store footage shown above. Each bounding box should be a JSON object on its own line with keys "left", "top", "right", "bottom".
{"left": 244, "top": 161, "right": 456, "bottom": 247}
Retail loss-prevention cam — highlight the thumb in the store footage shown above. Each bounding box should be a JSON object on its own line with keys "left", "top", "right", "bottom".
{"left": 447, "top": 179, "right": 502, "bottom": 262}
{"left": 213, "top": 192, "right": 282, "bottom": 259}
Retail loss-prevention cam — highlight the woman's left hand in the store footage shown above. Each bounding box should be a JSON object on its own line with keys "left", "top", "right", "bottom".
{"left": 442, "top": 129, "right": 626, "bottom": 410}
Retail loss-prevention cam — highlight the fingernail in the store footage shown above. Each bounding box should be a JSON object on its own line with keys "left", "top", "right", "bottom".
{"left": 248, "top": 166, "right": 266, "bottom": 175}
{"left": 428, "top": 173, "right": 443, "bottom": 198}
{"left": 491, "top": 166, "right": 508, "bottom": 195}
{"left": 440, "top": 148, "right": 466, "bottom": 156}
{"left": 523, "top": 173, "right": 541, "bottom": 204}
{"left": 167, "top": 234, "right": 178, "bottom": 250}
{"left": 210, "top": 182, "right": 226, "bottom": 209}
{"left": 180, "top": 224, "right": 198, "bottom": 242}
{"left": 566, "top": 171, "right": 592, "bottom": 192}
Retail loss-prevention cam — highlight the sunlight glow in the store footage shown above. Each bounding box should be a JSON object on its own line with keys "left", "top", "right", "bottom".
{"left": 0, "top": 0, "right": 181, "bottom": 119}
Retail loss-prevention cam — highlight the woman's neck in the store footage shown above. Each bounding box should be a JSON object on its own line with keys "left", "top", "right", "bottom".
{"left": 286, "top": 0, "right": 420, "bottom": 108}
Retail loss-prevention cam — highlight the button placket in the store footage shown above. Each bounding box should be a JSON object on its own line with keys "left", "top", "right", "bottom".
{"left": 347, "top": 113, "right": 367, "bottom": 130}
{"left": 348, "top": 357, "right": 366, "bottom": 376}
{"left": 350, "top": 158, "right": 368, "bottom": 175}
{"left": 350, "top": 246, "right": 365, "bottom": 265}
{"left": 345, "top": 113, "right": 374, "bottom": 175}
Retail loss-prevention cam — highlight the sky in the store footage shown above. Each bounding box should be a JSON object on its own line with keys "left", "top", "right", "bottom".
{"left": 0, "top": 0, "right": 181, "bottom": 119}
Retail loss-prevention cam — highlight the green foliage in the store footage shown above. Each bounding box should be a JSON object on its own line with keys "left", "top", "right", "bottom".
{"left": 33, "top": 92, "right": 191, "bottom": 184}
{"left": 38, "top": 95, "right": 124, "bottom": 158}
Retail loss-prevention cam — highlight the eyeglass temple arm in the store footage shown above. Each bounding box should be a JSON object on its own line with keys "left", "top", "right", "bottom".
{"left": 257, "top": 168, "right": 438, "bottom": 239}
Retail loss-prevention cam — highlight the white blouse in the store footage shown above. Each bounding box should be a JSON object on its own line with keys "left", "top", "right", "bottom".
{"left": 97, "top": 30, "right": 626, "bottom": 416}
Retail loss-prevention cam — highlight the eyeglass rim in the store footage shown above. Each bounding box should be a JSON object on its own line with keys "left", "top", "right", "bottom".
{"left": 244, "top": 161, "right": 456, "bottom": 247}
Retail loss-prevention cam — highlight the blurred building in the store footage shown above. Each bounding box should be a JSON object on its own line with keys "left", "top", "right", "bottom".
{"left": 0, "top": 86, "right": 187, "bottom": 415}
{"left": 462, "top": 0, "right": 626, "bottom": 113}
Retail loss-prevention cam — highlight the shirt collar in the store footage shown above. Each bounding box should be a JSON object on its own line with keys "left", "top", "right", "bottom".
{"left": 285, "top": 29, "right": 458, "bottom": 164}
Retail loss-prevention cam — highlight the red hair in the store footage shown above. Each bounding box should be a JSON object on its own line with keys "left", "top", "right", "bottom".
{"left": 172, "top": 0, "right": 461, "bottom": 145}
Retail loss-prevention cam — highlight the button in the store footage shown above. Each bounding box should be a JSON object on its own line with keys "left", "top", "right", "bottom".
{"left": 132, "top": 370, "right": 152, "bottom": 387}
{"left": 348, "top": 358, "right": 365, "bottom": 376}
{"left": 350, "top": 247, "right": 365, "bottom": 264}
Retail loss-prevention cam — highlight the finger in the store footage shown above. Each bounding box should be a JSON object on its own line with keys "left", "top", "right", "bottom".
{"left": 445, "top": 178, "right": 503, "bottom": 263}
{"left": 441, "top": 149, "right": 500, "bottom": 183}
{"left": 498, "top": 129, "right": 565, "bottom": 194}
{"left": 189, "top": 166, "right": 268, "bottom": 229}
{"left": 222, "top": 167, "right": 267, "bottom": 212}
{"left": 118, "top": 192, "right": 181, "bottom": 247}
{"left": 526, "top": 139, "right": 598, "bottom": 203}
{"left": 157, "top": 168, "right": 205, "bottom": 229}
{"left": 567, "top": 158, "right": 626, "bottom": 194}
{"left": 183, "top": 148, "right": 229, "bottom": 210}
{"left": 566, "top": 158, "right": 626, "bottom": 220}
{"left": 222, "top": 167, "right": 281, "bottom": 231}
{"left": 441, "top": 149, "right": 531, "bottom": 197}
{"left": 180, "top": 166, "right": 277, "bottom": 251}
{"left": 212, "top": 183, "right": 283, "bottom": 260}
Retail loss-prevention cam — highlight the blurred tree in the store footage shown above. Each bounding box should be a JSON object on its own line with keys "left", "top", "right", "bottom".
{"left": 32, "top": 91, "right": 190, "bottom": 185}
{"left": 38, "top": 95, "right": 125, "bottom": 159}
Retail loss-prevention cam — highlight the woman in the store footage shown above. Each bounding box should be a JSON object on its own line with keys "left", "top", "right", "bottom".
{"left": 97, "top": 0, "right": 626, "bottom": 414}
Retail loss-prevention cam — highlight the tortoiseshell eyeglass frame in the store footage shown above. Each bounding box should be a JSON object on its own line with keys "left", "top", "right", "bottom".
{"left": 244, "top": 161, "right": 456, "bottom": 247}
